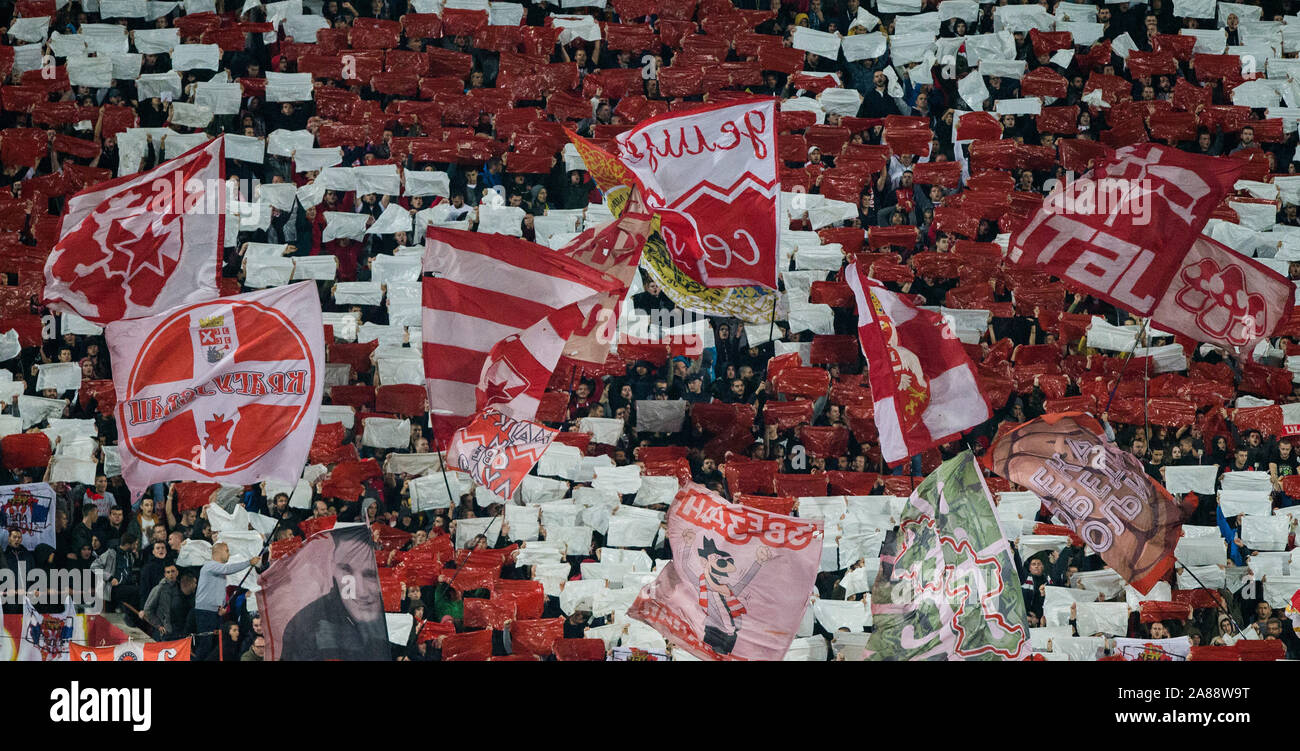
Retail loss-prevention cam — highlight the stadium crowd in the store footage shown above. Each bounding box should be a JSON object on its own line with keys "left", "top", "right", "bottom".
{"left": 1, "top": 0, "right": 1299, "bottom": 661}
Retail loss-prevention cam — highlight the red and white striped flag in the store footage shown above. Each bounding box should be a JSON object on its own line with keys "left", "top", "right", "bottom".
{"left": 447, "top": 410, "right": 557, "bottom": 499}
{"left": 422, "top": 228, "right": 619, "bottom": 432}
{"left": 845, "top": 261, "right": 991, "bottom": 466}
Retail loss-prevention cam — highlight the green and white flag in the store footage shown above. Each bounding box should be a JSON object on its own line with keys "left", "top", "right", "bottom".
{"left": 864, "top": 451, "right": 1030, "bottom": 660}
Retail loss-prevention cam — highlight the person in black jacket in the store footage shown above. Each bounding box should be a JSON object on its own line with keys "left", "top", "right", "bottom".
{"left": 2, "top": 528, "right": 35, "bottom": 577}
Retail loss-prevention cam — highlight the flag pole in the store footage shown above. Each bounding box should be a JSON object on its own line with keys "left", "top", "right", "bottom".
{"left": 1173, "top": 555, "right": 1245, "bottom": 639}
{"left": 1102, "top": 318, "right": 1150, "bottom": 413}
{"left": 428, "top": 413, "right": 457, "bottom": 513}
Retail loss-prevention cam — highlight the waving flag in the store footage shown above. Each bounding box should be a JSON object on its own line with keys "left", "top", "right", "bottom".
{"left": 106, "top": 282, "right": 324, "bottom": 499}
{"left": 44, "top": 138, "right": 224, "bottom": 324}
{"left": 627, "top": 483, "right": 823, "bottom": 661}
{"left": 845, "top": 260, "right": 991, "bottom": 466}
{"left": 865, "top": 452, "right": 1030, "bottom": 661}
{"left": 17, "top": 597, "right": 81, "bottom": 662}
{"left": 422, "top": 228, "right": 619, "bottom": 429}
{"left": 1148, "top": 234, "right": 1294, "bottom": 357}
{"left": 71, "top": 638, "right": 192, "bottom": 661}
{"left": 447, "top": 410, "right": 557, "bottom": 499}
{"left": 566, "top": 130, "right": 781, "bottom": 323}
{"left": 988, "top": 413, "right": 1185, "bottom": 594}
{"left": 1009, "top": 144, "right": 1284, "bottom": 355}
{"left": 0, "top": 483, "right": 56, "bottom": 550}
{"left": 554, "top": 190, "right": 654, "bottom": 364}
{"left": 257, "top": 524, "right": 388, "bottom": 661}
{"left": 614, "top": 97, "right": 780, "bottom": 290}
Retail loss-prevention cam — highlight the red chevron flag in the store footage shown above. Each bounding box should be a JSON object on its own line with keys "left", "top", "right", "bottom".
{"left": 614, "top": 97, "right": 779, "bottom": 289}
{"left": 446, "top": 410, "right": 557, "bottom": 499}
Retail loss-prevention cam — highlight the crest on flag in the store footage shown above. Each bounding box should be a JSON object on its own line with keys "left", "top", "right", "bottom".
{"left": 19, "top": 597, "right": 77, "bottom": 662}
{"left": 107, "top": 283, "right": 324, "bottom": 497}
{"left": 0, "top": 483, "right": 56, "bottom": 550}
{"left": 71, "top": 638, "right": 192, "bottom": 661}
{"left": 195, "top": 313, "right": 236, "bottom": 363}
{"left": 447, "top": 410, "right": 557, "bottom": 499}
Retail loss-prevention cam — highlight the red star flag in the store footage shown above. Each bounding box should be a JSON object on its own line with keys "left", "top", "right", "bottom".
{"left": 422, "top": 228, "right": 619, "bottom": 433}
{"left": 106, "top": 282, "right": 324, "bottom": 499}
{"left": 44, "top": 137, "right": 224, "bottom": 324}
{"left": 446, "top": 410, "right": 557, "bottom": 499}
{"left": 845, "top": 260, "right": 991, "bottom": 466}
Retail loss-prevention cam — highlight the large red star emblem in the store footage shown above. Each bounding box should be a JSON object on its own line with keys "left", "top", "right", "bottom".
{"left": 479, "top": 356, "right": 530, "bottom": 408}
{"left": 203, "top": 414, "right": 235, "bottom": 452}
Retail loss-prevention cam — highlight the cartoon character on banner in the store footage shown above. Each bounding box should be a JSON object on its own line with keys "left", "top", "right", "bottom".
{"left": 678, "top": 529, "right": 772, "bottom": 657}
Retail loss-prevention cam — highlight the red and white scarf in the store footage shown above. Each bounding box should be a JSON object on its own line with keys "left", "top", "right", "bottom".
{"left": 699, "top": 573, "right": 747, "bottom": 618}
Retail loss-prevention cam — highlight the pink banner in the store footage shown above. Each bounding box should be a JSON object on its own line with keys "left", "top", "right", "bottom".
{"left": 628, "top": 484, "right": 822, "bottom": 661}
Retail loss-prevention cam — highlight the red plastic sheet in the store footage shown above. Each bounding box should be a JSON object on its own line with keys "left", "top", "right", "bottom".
{"left": 771, "top": 367, "right": 831, "bottom": 398}
{"left": 734, "top": 493, "right": 795, "bottom": 516}
{"left": 554, "top": 638, "right": 608, "bottom": 661}
{"left": 1139, "top": 601, "right": 1193, "bottom": 623}
{"left": 308, "top": 422, "right": 350, "bottom": 465}
{"left": 762, "top": 399, "right": 814, "bottom": 431}
{"left": 799, "top": 426, "right": 849, "bottom": 458}
{"left": 722, "top": 459, "right": 779, "bottom": 495}
{"left": 775, "top": 473, "right": 828, "bottom": 497}
{"left": 494, "top": 579, "right": 545, "bottom": 620}
{"left": 442, "top": 629, "right": 492, "bottom": 661}
{"left": 511, "top": 617, "right": 565, "bottom": 657}
{"left": 175, "top": 482, "right": 221, "bottom": 512}
{"left": 463, "top": 597, "right": 516, "bottom": 630}
{"left": 0, "top": 433, "right": 51, "bottom": 471}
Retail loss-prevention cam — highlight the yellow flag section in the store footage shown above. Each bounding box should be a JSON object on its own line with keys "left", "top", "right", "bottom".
{"left": 568, "top": 131, "right": 780, "bottom": 324}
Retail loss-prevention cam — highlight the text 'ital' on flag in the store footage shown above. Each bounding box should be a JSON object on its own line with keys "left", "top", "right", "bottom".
{"left": 447, "top": 410, "right": 557, "bottom": 501}
{"left": 256, "top": 523, "right": 389, "bottom": 662}
{"left": 613, "top": 97, "right": 781, "bottom": 290}
{"left": 987, "top": 412, "right": 1186, "bottom": 595}
{"left": 865, "top": 451, "right": 1030, "bottom": 661}
{"left": 627, "top": 483, "right": 823, "bottom": 661}
{"left": 44, "top": 137, "right": 225, "bottom": 325}
{"left": 421, "top": 227, "right": 622, "bottom": 433}
{"left": 1009, "top": 142, "right": 1292, "bottom": 357}
{"left": 844, "top": 259, "right": 991, "bottom": 467}
{"left": 105, "top": 282, "right": 325, "bottom": 500}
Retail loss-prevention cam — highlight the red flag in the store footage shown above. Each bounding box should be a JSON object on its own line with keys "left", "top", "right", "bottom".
{"left": 446, "top": 410, "right": 557, "bottom": 499}
{"left": 1010, "top": 144, "right": 1241, "bottom": 320}
{"left": 988, "top": 413, "right": 1184, "bottom": 594}
{"left": 106, "top": 282, "right": 324, "bottom": 499}
{"left": 44, "top": 137, "right": 223, "bottom": 324}
{"left": 421, "top": 228, "right": 620, "bottom": 426}
{"left": 614, "top": 97, "right": 780, "bottom": 289}
{"left": 845, "top": 260, "right": 991, "bottom": 466}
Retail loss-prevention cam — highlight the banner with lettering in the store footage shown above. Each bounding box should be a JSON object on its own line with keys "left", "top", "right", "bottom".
{"left": 446, "top": 410, "right": 557, "bottom": 500}
{"left": 70, "top": 638, "right": 192, "bottom": 661}
{"left": 987, "top": 412, "right": 1185, "bottom": 594}
{"left": 627, "top": 483, "right": 822, "bottom": 661}
{"left": 106, "top": 282, "right": 324, "bottom": 499}
{"left": 615, "top": 97, "right": 780, "bottom": 290}
{"left": 0, "top": 483, "right": 56, "bottom": 551}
